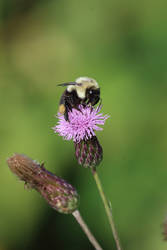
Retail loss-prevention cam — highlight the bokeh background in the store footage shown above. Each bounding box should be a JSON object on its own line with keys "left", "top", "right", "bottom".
{"left": 0, "top": 0, "right": 167, "bottom": 249}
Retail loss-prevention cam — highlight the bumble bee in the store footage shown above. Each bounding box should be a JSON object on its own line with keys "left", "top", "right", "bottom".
{"left": 58, "top": 76, "right": 100, "bottom": 121}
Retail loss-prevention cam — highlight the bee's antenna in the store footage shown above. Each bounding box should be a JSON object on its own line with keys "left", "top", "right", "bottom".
{"left": 97, "top": 98, "right": 102, "bottom": 112}
{"left": 98, "top": 98, "right": 102, "bottom": 106}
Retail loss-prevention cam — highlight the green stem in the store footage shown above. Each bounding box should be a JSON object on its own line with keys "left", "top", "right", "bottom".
{"left": 73, "top": 210, "right": 103, "bottom": 250}
{"left": 92, "top": 168, "right": 122, "bottom": 250}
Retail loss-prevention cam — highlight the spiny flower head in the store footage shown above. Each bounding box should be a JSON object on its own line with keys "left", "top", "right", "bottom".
{"left": 7, "top": 154, "right": 79, "bottom": 214}
{"left": 53, "top": 105, "right": 109, "bottom": 143}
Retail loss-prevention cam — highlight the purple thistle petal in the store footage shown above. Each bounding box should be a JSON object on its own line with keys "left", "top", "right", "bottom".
{"left": 53, "top": 105, "right": 109, "bottom": 143}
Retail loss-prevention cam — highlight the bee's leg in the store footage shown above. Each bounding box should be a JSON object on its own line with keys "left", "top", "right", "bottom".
{"left": 96, "top": 97, "right": 101, "bottom": 106}
{"left": 64, "top": 109, "right": 69, "bottom": 121}
{"left": 64, "top": 101, "right": 73, "bottom": 121}
{"left": 67, "top": 95, "right": 81, "bottom": 112}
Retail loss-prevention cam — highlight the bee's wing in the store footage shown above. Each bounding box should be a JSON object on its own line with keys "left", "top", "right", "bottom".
{"left": 57, "top": 82, "right": 77, "bottom": 87}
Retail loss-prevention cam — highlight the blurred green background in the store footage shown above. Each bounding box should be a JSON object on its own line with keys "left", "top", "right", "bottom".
{"left": 0, "top": 0, "right": 167, "bottom": 249}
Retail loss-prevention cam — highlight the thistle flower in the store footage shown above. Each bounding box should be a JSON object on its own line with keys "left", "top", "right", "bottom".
{"left": 7, "top": 154, "right": 79, "bottom": 214}
{"left": 53, "top": 105, "right": 109, "bottom": 143}
{"left": 53, "top": 105, "right": 109, "bottom": 168}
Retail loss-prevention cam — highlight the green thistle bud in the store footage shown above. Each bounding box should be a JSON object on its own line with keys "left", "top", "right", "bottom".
{"left": 7, "top": 154, "right": 79, "bottom": 214}
{"left": 74, "top": 136, "right": 103, "bottom": 169}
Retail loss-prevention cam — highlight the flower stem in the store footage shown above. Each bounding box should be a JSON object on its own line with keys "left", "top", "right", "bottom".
{"left": 92, "top": 168, "right": 122, "bottom": 250}
{"left": 72, "top": 210, "right": 103, "bottom": 250}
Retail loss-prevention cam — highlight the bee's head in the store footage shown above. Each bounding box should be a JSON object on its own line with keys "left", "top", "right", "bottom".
{"left": 75, "top": 77, "right": 100, "bottom": 105}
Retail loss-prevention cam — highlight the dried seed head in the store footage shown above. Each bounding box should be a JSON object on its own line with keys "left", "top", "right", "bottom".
{"left": 74, "top": 136, "right": 103, "bottom": 169}
{"left": 7, "top": 154, "right": 79, "bottom": 214}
